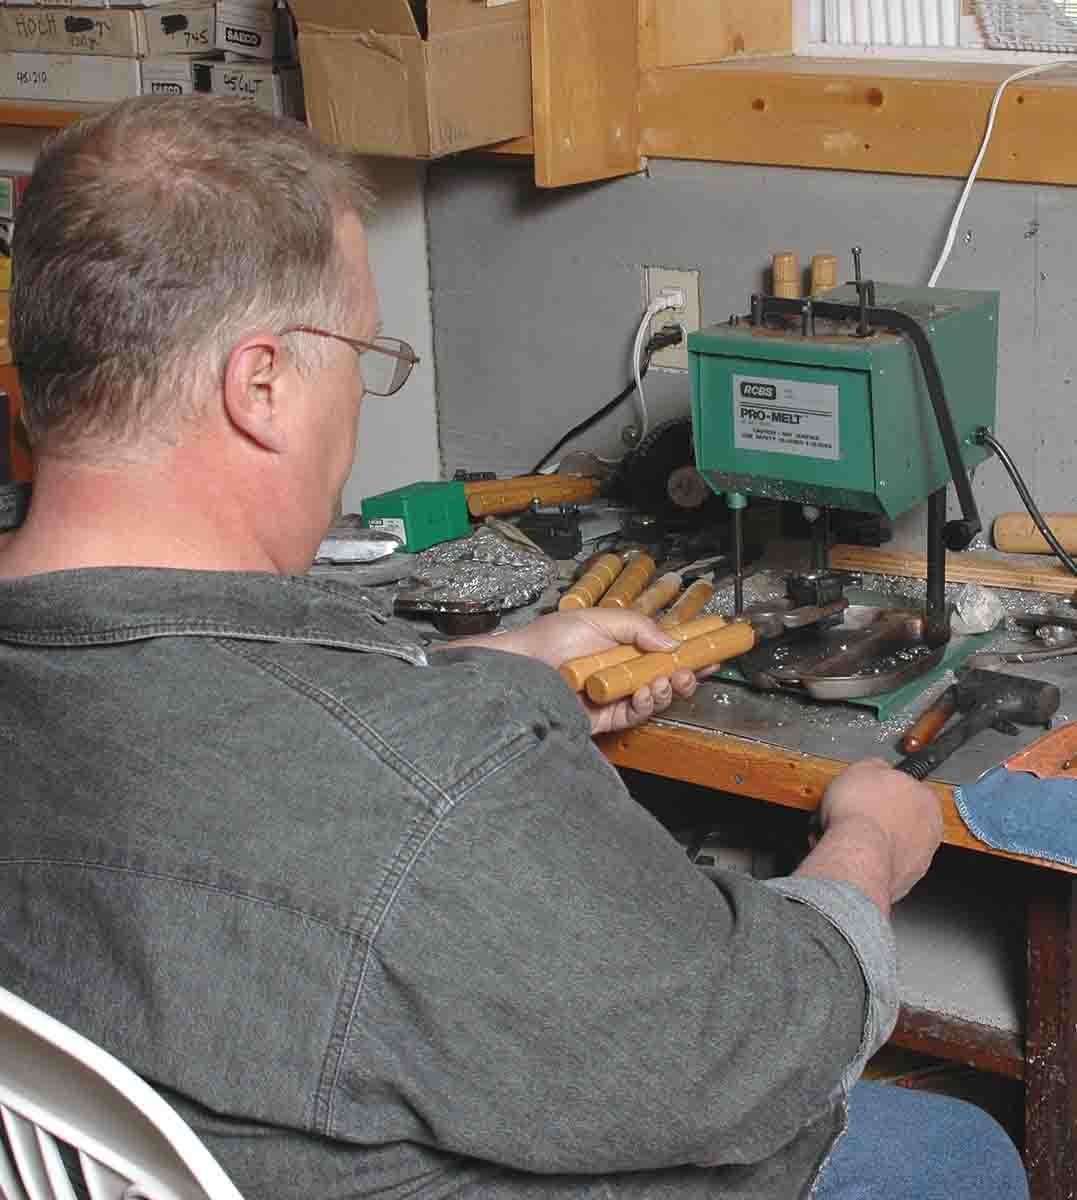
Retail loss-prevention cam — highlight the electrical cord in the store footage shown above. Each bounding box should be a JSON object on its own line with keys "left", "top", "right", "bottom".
{"left": 927, "top": 61, "right": 1068, "bottom": 288}
{"left": 529, "top": 326, "right": 685, "bottom": 476}
{"left": 632, "top": 294, "right": 685, "bottom": 443}
{"left": 977, "top": 428, "right": 1077, "bottom": 576}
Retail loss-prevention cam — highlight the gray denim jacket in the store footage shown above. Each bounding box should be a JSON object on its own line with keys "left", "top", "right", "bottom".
{"left": 0, "top": 569, "right": 897, "bottom": 1200}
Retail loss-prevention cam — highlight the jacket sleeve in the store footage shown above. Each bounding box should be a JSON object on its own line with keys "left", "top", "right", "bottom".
{"left": 332, "top": 654, "right": 896, "bottom": 1176}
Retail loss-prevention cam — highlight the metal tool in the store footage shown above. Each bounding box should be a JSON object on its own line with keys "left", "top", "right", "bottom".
{"left": 393, "top": 593, "right": 502, "bottom": 636}
{"left": 687, "top": 251, "right": 998, "bottom": 663}
{"left": 894, "top": 668, "right": 1060, "bottom": 780}
{"left": 314, "top": 522, "right": 404, "bottom": 564}
{"left": 966, "top": 645, "right": 1077, "bottom": 669}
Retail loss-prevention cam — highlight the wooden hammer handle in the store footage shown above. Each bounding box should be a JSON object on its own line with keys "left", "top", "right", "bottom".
{"left": 585, "top": 623, "right": 756, "bottom": 705}
{"left": 632, "top": 572, "right": 683, "bottom": 617}
{"left": 559, "top": 613, "right": 728, "bottom": 692}
{"left": 599, "top": 553, "right": 657, "bottom": 609}
{"left": 901, "top": 685, "right": 958, "bottom": 753}
{"left": 992, "top": 512, "right": 1077, "bottom": 555}
{"left": 658, "top": 578, "right": 715, "bottom": 628}
{"left": 558, "top": 553, "right": 624, "bottom": 610}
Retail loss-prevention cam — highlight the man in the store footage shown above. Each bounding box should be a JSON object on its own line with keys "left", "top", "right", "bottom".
{"left": 0, "top": 97, "right": 1025, "bottom": 1200}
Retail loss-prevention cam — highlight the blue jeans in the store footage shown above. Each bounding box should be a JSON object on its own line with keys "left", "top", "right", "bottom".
{"left": 817, "top": 1081, "right": 1029, "bottom": 1199}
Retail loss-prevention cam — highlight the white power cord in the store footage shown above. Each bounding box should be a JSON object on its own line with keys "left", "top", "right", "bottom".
{"left": 632, "top": 291, "right": 685, "bottom": 443}
{"left": 927, "top": 61, "right": 1068, "bottom": 288}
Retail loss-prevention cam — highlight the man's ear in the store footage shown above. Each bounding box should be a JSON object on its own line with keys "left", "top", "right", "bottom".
{"left": 222, "top": 334, "right": 293, "bottom": 453}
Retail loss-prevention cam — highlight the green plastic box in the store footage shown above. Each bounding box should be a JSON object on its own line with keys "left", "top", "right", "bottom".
{"left": 361, "top": 480, "right": 470, "bottom": 552}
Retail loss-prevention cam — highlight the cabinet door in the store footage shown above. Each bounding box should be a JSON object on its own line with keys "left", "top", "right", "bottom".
{"left": 530, "top": 0, "right": 641, "bottom": 187}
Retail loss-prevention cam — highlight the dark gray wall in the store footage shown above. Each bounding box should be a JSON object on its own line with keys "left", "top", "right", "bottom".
{"left": 426, "top": 157, "right": 1076, "bottom": 546}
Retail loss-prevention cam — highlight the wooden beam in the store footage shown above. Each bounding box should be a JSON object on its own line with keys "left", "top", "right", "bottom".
{"left": 530, "top": 0, "right": 642, "bottom": 187}
{"left": 893, "top": 1004, "right": 1024, "bottom": 1081}
{"left": 640, "top": 57, "right": 1077, "bottom": 186}
{"left": 1024, "top": 876, "right": 1077, "bottom": 1195}
{"left": 829, "top": 543, "right": 1077, "bottom": 595}
{"left": 0, "top": 101, "right": 92, "bottom": 129}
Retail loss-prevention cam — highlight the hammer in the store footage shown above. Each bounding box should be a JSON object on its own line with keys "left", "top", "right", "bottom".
{"left": 895, "top": 667, "right": 1060, "bottom": 780}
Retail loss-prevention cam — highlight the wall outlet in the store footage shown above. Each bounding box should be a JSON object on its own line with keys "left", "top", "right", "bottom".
{"left": 642, "top": 266, "right": 701, "bottom": 370}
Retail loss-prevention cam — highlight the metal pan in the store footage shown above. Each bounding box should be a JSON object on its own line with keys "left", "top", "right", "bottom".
{"left": 734, "top": 604, "right": 943, "bottom": 701}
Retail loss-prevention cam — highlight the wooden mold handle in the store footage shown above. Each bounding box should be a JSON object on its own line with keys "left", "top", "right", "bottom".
{"left": 993, "top": 512, "right": 1077, "bottom": 555}
{"left": 599, "top": 552, "right": 657, "bottom": 609}
{"left": 658, "top": 578, "right": 715, "bottom": 628}
{"left": 558, "top": 613, "right": 728, "bottom": 692}
{"left": 466, "top": 476, "right": 600, "bottom": 517}
{"left": 558, "top": 553, "right": 625, "bottom": 610}
{"left": 772, "top": 251, "right": 801, "bottom": 299}
{"left": 585, "top": 622, "right": 756, "bottom": 705}
{"left": 632, "top": 572, "right": 683, "bottom": 617}
{"left": 810, "top": 253, "right": 838, "bottom": 295}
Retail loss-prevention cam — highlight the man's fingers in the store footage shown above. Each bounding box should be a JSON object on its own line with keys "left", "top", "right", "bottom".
{"left": 581, "top": 609, "right": 677, "bottom": 653}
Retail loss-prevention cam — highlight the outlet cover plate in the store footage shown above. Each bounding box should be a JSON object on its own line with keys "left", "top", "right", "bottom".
{"left": 643, "top": 266, "right": 701, "bottom": 370}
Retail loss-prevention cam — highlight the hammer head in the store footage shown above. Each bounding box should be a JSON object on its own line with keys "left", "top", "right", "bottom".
{"left": 955, "top": 667, "right": 1061, "bottom": 726}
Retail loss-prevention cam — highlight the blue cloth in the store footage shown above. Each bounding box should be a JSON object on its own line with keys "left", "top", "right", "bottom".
{"left": 955, "top": 766, "right": 1077, "bottom": 867}
{"left": 816, "top": 1081, "right": 1028, "bottom": 1200}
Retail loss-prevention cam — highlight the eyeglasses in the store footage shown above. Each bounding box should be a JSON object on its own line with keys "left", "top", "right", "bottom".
{"left": 279, "top": 325, "right": 419, "bottom": 397}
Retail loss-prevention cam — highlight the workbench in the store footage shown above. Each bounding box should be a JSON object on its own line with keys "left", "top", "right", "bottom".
{"left": 599, "top": 682, "right": 1076, "bottom": 1200}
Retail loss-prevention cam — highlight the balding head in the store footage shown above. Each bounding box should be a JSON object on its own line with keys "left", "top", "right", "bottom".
{"left": 12, "top": 95, "right": 372, "bottom": 460}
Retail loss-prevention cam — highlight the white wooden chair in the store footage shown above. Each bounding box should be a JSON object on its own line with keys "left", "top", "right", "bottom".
{"left": 0, "top": 985, "right": 244, "bottom": 1200}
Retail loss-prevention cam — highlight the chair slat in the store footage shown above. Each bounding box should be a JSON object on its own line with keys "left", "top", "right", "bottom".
{"left": 33, "top": 1129, "right": 76, "bottom": 1200}
{"left": 1, "top": 1109, "right": 50, "bottom": 1200}
{"left": 0, "top": 1114, "right": 30, "bottom": 1200}
{"left": 78, "top": 1155, "right": 127, "bottom": 1200}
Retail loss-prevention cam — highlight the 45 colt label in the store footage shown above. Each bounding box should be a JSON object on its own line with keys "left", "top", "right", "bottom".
{"left": 732, "top": 374, "right": 840, "bottom": 460}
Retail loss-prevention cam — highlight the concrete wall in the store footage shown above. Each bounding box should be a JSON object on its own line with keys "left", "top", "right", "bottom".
{"left": 426, "top": 157, "right": 1076, "bottom": 546}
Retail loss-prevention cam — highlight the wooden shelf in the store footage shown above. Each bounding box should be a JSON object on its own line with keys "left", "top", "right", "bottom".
{"left": 0, "top": 101, "right": 99, "bottom": 130}
{"left": 641, "top": 56, "right": 1077, "bottom": 186}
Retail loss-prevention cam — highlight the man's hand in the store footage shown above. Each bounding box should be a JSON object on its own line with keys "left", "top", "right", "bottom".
{"left": 457, "top": 609, "right": 702, "bottom": 735}
{"left": 795, "top": 757, "right": 944, "bottom": 917}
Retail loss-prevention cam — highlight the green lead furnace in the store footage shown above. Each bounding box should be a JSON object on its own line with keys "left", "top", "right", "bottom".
{"left": 687, "top": 283, "right": 999, "bottom": 520}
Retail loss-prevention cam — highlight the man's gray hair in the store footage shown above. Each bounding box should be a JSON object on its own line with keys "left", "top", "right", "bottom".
{"left": 11, "top": 95, "right": 372, "bottom": 457}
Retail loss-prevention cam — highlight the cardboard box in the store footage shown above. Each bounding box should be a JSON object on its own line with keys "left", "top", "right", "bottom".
{"left": 0, "top": 7, "right": 150, "bottom": 54}
{"left": 0, "top": 3, "right": 279, "bottom": 57}
{"left": 143, "top": 2, "right": 215, "bottom": 55}
{"left": 140, "top": 54, "right": 202, "bottom": 93}
{"left": 0, "top": 50, "right": 141, "bottom": 100}
{"left": 198, "top": 58, "right": 302, "bottom": 116}
{"left": 13, "top": 0, "right": 110, "bottom": 11}
{"left": 214, "top": 0, "right": 273, "bottom": 58}
{"left": 290, "top": 0, "right": 531, "bottom": 158}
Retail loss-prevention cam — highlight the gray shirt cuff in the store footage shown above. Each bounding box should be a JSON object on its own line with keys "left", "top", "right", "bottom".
{"left": 764, "top": 876, "right": 899, "bottom": 1093}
